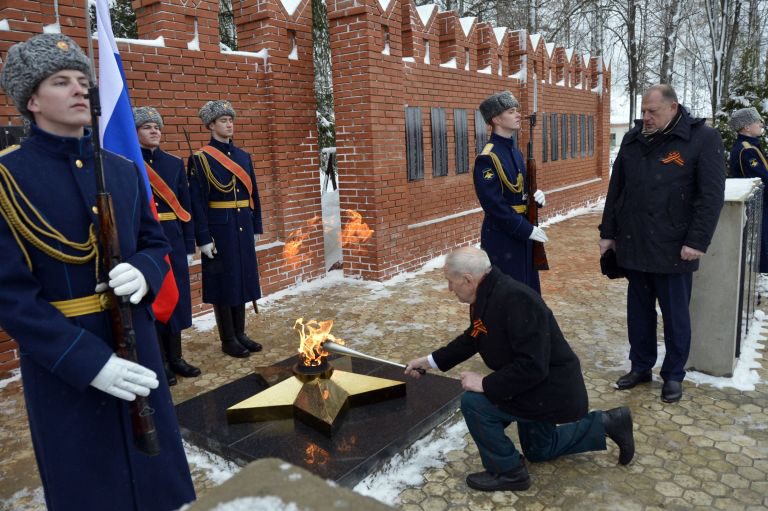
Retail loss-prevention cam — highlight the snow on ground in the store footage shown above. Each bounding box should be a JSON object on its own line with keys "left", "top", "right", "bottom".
{"left": 0, "top": 367, "right": 20, "bottom": 390}
{"left": 0, "top": 487, "right": 46, "bottom": 511}
{"left": 353, "top": 417, "right": 468, "bottom": 506}
{"left": 183, "top": 440, "right": 239, "bottom": 486}
{"left": 209, "top": 496, "right": 300, "bottom": 511}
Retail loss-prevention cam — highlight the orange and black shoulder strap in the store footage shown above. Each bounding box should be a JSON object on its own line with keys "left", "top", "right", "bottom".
{"left": 200, "top": 145, "right": 254, "bottom": 208}
{"left": 145, "top": 162, "right": 191, "bottom": 222}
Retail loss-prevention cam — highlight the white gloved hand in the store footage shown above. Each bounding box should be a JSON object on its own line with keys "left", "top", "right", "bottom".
{"left": 529, "top": 226, "right": 549, "bottom": 243}
{"left": 200, "top": 242, "right": 217, "bottom": 259}
{"left": 187, "top": 254, "right": 195, "bottom": 266}
{"left": 534, "top": 189, "right": 546, "bottom": 207}
{"left": 90, "top": 354, "right": 159, "bottom": 401}
{"left": 108, "top": 263, "right": 148, "bottom": 305}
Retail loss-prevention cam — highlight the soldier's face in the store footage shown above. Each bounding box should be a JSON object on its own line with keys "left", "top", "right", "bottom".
{"left": 137, "top": 123, "right": 162, "bottom": 149}
{"left": 27, "top": 70, "right": 91, "bottom": 137}
{"left": 641, "top": 91, "right": 678, "bottom": 133}
{"left": 211, "top": 116, "right": 234, "bottom": 140}
{"left": 491, "top": 107, "right": 521, "bottom": 133}
{"left": 743, "top": 120, "right": 765, "bottom": 137}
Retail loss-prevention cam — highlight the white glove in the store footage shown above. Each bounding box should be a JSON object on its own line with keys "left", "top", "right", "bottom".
{"left": 529, "top": 226, "right": 549, "bottom": 243}
{"left": 534, "top": 189, "right": 546, "bottom": 207}
{"left": 108, "top": 263, "right": 148, "bottom": 305}
{"left": 90, "top": 354, "right": 159, "bottom": 401}
{"left": 200, "top": 242, "right": 217, "bottom": 259}
{"left": 187, "top": 254, "right": 195, "bottom": 266}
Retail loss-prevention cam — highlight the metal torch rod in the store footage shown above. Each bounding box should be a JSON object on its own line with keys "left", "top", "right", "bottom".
{"left": 323, "top": 341, "right": 425, "bottom": 374}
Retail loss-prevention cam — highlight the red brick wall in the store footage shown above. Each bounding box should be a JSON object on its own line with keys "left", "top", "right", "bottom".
{"left": 0, "top": 0, "right": 609, "bottom": 375}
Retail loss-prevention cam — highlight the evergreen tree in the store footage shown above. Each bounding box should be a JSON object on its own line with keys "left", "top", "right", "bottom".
{"left": 89, "top": 0, "right": 138, "bottom": 39}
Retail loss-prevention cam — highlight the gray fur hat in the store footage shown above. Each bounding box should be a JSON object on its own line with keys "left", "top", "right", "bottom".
{"left": 133, "top": 106, "right": 164, "bottom": 129}
{"left": 479, "top": 91, "right": 520, "bottom": 124}
{"left": 728, "top": 107, "right": 763, "bottom": 132}
{"left": 199, "top": 100, "right": 236, "bottom": 126}
{"left": 0, "top": 33, "right": 91, "bottom": 120}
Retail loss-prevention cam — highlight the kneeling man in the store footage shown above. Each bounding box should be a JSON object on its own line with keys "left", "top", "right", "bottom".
{"left": 406, "top": 247, "right": 634, "bottom": 492}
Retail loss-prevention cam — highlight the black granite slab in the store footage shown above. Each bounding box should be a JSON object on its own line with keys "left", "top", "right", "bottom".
{"left": 176, "top": 355, "right": 463, "bottom": 487}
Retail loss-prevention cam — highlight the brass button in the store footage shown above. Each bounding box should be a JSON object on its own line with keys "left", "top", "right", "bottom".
{"left": 75, "top": 159, "right": 83, "bottom": 168}
{"left": 227, "top": 152, "right": 231, "bottom": 156}
{"left": 237, "top": 208, "right": 240, "bottom": 212}
{"left": 155, "top": 202, "right": 159, "bottom": 207}
{"left": 91, "top": 206, "right": 98, "bottom": 214}
{"left": 239, "top": 227, "right": 243, "bottom": 231}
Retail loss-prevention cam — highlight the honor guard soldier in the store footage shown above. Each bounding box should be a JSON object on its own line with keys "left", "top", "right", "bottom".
{"left": 134, "top": 106, "right": 201, "bottom": 385}
{"left": 475, "top": 91, "right": 547, "bottom": 293}
{"left": 0, "top": 34, "right": 195, "bottom": 509}
{"left": 729, "top": 107, "right": 768, "bottom": 273}
{"left": 188, "top": 100, "right": 264, "bottom": 358}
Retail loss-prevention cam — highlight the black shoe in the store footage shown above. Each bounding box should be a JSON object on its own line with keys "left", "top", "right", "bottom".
{"left": 221, "top": 339, "right": 250, "bottom": 358}
{"left": 465, "top": 465, "right": 531, "bottom": 492}
{"left": 615, "top": 370, "right": 652, "bottom": 390}
{"left": 602, "top": 407, "right": 635, "bottom": 465}
{"left": 163, "top": 362, "right": 177, "bottom": 386}
{"left": 169, "top": 358, "right": 202, "bottom": 378}
{"left": 236, "top": 334, "right": 263, "bottom": 353}
{"left": 661, "top": 380, "right": 683, "bottom": 403}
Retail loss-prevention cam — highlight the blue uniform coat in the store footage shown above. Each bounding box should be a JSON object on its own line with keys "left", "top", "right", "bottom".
{"left": 600, "top": 110, "right": 725, "bottom": 273}
{"left": 142, "top": 147, "right": 195, "bottom": 333}
{"left": 0, "top": 126, "right": 196, "bottom": 510}
{"left": 188, "top": 137, "right": 263, "bottom": 305}
{"left": 730, "top": 133, "right": 768, "bottom": 272}
{"left": 473, "top": 133, "right": 540, "bottom": 293}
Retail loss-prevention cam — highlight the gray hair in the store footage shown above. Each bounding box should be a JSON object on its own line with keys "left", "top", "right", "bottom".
{"left": 445, "top": 247, "right": 491, "bottom": 277}
{"left": 644, "top": 84, "right": 678, "bottom": 104}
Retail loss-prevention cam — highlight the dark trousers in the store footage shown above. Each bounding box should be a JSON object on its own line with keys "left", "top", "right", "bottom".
{"left": 460, "top": 392, "right": 606, "bottom": 474}
{"left": 626, "top": 270, "right": 693, "bottom": 382}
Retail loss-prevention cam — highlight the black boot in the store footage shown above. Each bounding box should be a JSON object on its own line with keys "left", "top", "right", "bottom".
{"left": 232, "top": 304, "right": 262, "bottom": 352}
{"left": 166, "top": 331, "right": 202, "bottom": 378}
{"left": 615, "top": 370, "right": 652, "bottom": 390}
{"left": 214, "top": 305, "right": 249, "bottom": 358}
{"left": 465, "top": 464, "right": 531, "bottom": 492}
{"left": 603, "top": 407, "right": 635, "bottom": 465}
{"left": 156, "top": 327, "right": 177, "bottom": 386}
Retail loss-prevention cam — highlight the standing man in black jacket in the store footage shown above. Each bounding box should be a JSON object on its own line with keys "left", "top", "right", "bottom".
{"left": 405, "top": 247, "right": 634, "bottom": 492}
{"left": 599, "top": 84, "right": 725, "bottom": 403}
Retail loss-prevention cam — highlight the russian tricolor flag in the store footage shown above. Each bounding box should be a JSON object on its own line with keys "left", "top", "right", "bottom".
{"left": 95, "top": 0, "right": 178, "bottom": 323}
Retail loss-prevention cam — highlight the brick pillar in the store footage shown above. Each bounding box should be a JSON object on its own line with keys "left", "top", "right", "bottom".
{"left": 328, "top": 0, "right": 407, "bottom": 280}
{"left": 133, "top": 0, "right": 217, "bottom": 50}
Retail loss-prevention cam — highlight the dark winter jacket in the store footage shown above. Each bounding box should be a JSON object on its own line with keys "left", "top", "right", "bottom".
{"left": 729, "top": 134, "right": 768, "bottom": 272}
{"left": 599, "top": 108, "right": 726, "bottom": 273}
{"left": 431, "top": 267, "right": 588, "bottom": 424}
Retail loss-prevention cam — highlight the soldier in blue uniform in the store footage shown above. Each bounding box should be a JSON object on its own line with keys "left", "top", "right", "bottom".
{"left": 474, "top": 91, "right": 547, "bottom": 294}
{"left": 188, "top": 100, "right": 264, "bottom": 358}
{"left": 0, "top": 34, "right": 195, "bottom": 509}
{"left": 134, "top": 106, "right": 201, "bottom": 385}
{"left": 728, "top": 107, "right": 768, "bottom": 272}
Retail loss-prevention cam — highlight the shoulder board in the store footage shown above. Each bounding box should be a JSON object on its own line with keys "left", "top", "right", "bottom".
{"left": 0, "top": 144, "right": 20, "bottom": 157}
{"left": 741, "top": 140, "right": 757, "bottom": 151}
{"left": 481, "top": 143, "right": 494, "bottom": 156}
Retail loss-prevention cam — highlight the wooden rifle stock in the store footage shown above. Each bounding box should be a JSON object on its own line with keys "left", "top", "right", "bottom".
{"left": 526, "top": 113, "right": 549, "bottom": 271}
{"left": 90, "top": 85, "right": 160, "bottom": 456}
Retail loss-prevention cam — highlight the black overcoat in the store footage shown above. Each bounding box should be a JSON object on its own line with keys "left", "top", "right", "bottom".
{"left": 431, "top": 267, "right": 588, "bottom": 424}
{"left": 600, "top": 109, "right": 725, "bottom": 273}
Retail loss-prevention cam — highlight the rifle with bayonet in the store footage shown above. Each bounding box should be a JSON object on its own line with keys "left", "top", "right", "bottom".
{"left": 526, "top": 113, "right": 549, "bottom": 271}
{"left": 87, "top": 82, "right": 161, "bottom": 457}
{"left": 85, "top": 8, "right": 159, "bottom": 456}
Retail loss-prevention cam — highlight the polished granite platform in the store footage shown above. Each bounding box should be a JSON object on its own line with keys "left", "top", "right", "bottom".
{"left": 176, "top": 354, "right": 464, "bottom": 487}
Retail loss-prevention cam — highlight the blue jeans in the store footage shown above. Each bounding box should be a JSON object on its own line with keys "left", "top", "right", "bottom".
{"left": 460, "top": 392, "right": 607, "bottom": 473}
{"left": 626, "top": 270, "right": 693, "bottom": 381}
